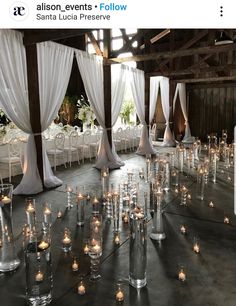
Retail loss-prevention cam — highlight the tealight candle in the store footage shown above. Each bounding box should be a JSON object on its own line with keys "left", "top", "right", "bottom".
{"left": 1, "top": 196, "right": 11, "bottom": 204}
{"left": 114, "top": 233, "right": 120, "bottom": 245}
{"left": 62, "top": 235, "right": 71, "bottom": 245}
{"left": 38, "top": 240, "right": 49, "bottom": 250}
{"left": 26, "top": 203, "right": 35, "bottom": 213}
{"left": 116, "top": 284, "right": 124, "bottom": 302}
{"left": 180, "top": 225, "right": 187, "bottom": 234}
{"left": 78, "top": 281, "right": 86, "bottom": 295}
{"left": 84, "top": 243, "right": 89, "bottom": 255}
{"left": 193, "top": 241, "right": 200, "bottom": 253}
{"left": 178, "top": 268, "right": 186, "bottom": 282}
{"left": 35, "top": 270, "right": 44, "bottom": 282}
{"left": 72, "top": 259, "right": 79, "bottom": 271}
{"left": 209, "top": 201, "right": 214, "bottom": 208}
{"left": 57, "top": 210, "right": 62, "bottom": 218}
{"left": 224, "top": 216, "right": 230, "bottom": 224}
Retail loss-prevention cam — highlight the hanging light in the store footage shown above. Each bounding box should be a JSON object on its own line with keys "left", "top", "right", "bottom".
{"left": 215, "top": 31, "right": 234, "bottom": 45}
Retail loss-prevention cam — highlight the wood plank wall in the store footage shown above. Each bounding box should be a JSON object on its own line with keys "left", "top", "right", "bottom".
{"left": 187, "top": 84, "right": 236, "bottom": 142}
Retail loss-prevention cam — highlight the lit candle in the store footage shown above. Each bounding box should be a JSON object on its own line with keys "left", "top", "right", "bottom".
{"left": 84, "top": 243, "right": 89, "bottom": 255}
{"left": 116, "top": 286, "right": 124, "bottom": 302}
{"left": 38, "top": 240, "right": 49, "bottom": 250}
{"left": 187, "top": 194, "right": 191, "bottom": 200}
{"left": 44, "top": 206, "right": 51, "bottom": 215}
{"left": 175, "top": 188, "right": 179, "bottom": 194}
{"left": 62, "top": 235, "right": 71, "bottom": 245}
{"left": 224, "top": 216, "right": 230, "bottom": 224}
{"left": 1, "top": 196, "right": 11, "bottom": 204}
{"left": 35, "top": 270, "right": 44, "bottom": 282}
{"left": 72, "top": 259, "right": 79, "bottom": 271}
{"left": 57, "top": 210, "right": 62, "bottom": 218}
{"left": 135, "top": 210, "right": 144, "bottom": 219}
{"left": 26, "top": 203, "right": 35, "bottom": 213}
{"left": 114, "top": 233, "right": 120, "bottom": 245}
{"left": 180, "top": 225, "right": 187, "bottom": 234}
{"left": 0, "top": 239, "right": 2, "bottom": 247}
{"left": 78, "top": 281, "right": 86, "bottom": 295}
{"left": 193, "top": 242, "right": 200, "bottom": 253}
{"left": 209, "top": 201, "right": 214, "bottom": 208}
{"left": 77, "top": 193, "right": 84, "bottom": 201}
{"left": 123, "top": 213, "right": 129, "bottom": 224}
{"left": 92, "top": 244, "right": 101, "bottom": 253}
{"left": 178, "top": 268, "right": 186, "bottom": 282}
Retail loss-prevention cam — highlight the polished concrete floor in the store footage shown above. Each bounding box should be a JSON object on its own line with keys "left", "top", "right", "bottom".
{"left": 0, "top": 149, "right": 235, "bottom": 306}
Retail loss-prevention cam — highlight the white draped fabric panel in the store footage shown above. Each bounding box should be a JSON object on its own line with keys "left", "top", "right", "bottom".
{"left": 129, "top": 67, "right": 156, "bottom": 155}
{"left": 149, "top": 77, "right": 160, "bottom": 123}
{"left": 160, "top": 77, "right": 175, "bottom": 147}
{"left": 173, "top": 83, "right": 192, "bottom": 142}
{"left": 75, "top": 50, "right": 124, "bottom": 169}
{"left": 111, "top": 64, "right": 127, "bottom": 166}
{"left": 0, "top": 29, "right": 43, "bottom": 194}
{"left": 37, "top": 41, "right": 74, "bottom": 187}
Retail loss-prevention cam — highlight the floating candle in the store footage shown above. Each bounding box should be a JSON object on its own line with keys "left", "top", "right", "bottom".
{"left": 178, "top": 269, "right": 186, "bottom": 282}
{"left": 78, "top": 281, "right": 86, "bottom": 295}
{"left": 180, "top": 225, "right": 187, "bottom": 234}
{"left": 193, "top": 242, "right": 200, "bottom": 254}
{"left": 1, "top": 196, "right": 11, "bottom": 204}
{"left": 72, "top": 259, "right": 79, "bottom": 271}
{"left": 38, "top": 240, "right": 49, "bottom": 250}
{"left": 224, "top": 216, "right": 230, "bottom": 224}
{"left": 57, "top": 210, "right": 62, "bottom": 218}
{"left": 84, "top": 243, "right": 89, "bottom": 255}
{"left": 209, "top": 201, "right": 214, "bottom": 208}
{"left": 35, "top": 270, "right": 44, "bottom": 282}
{"left": 62, "top": 235, "right": 71, "bottom": 245}
{"left": 26, "top": 203, "right": 35, "bottom": 213}
{"left": 114, "top": 234, "right": 120, "bottom": 245}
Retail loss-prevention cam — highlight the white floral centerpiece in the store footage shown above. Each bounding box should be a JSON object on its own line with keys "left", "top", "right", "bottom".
{"left": 75, "top": 95, "right": 96, "bottom": 130}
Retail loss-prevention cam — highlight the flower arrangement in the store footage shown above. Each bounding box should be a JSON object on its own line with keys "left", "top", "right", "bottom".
{"left": 75, "top": 95, "right": 96, "bottom": 125}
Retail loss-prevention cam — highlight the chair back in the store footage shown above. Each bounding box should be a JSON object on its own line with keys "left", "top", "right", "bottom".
{"left": 69, "top": 131, "right": 79, "bottom": 147}
{"left": 8, "top": 138, "right": 21, "bottom": 158}
{"left": 83, "top": 130, "right": 92, "bottom": 145}
{"left": 54, "top": 133, "right": 65, "bottom": 150}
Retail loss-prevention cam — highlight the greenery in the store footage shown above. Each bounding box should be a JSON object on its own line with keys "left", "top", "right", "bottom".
{"left": 120, "top": 100, "right": 135, "bottom": 125}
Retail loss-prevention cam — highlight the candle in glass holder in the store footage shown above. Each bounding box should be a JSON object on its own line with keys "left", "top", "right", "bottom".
{"left": 92, "top": 244, "right": 101, "bottom": 254}
{"left": 26, "top": 203, "right": 35, "bottom": 213}
{"left": 35, "top": 270, "right": 44, "bottom": 282}
{"left": 57, "top": 210, "right": 62, "bottom": 218}
{"left": 178, "top": 267, "right": 186, "bottom": 282}
{"left": 43, "top": 202, "right": 52, "bottom": 225}
{"left": 123, "top": 212, "right": 129, "bottom": 224}
{"left": 1, "top": 196, "right": 11, "bottom": 204}
{"left": 62, "top": 228, "right": 72, "bottom": 252}
{"left": 78, "top": 281, "right": 86, "bottom": 295}
{"left": 115, "top": 283, "right": 124, "bottom": 302}
{"left": 114, "top": 232, "right": 121, "bottom": 245}
{"left": 180, "top": 185, "right": 188, "bottom": 206}
{"left": 38, "top": 240, "right": 49, "bottom": 250}
{"left": 187, "top": 194, "right": 191, "bottom": 200}
{"left": 72, "top": 258, "right": 79, "bottom": 271}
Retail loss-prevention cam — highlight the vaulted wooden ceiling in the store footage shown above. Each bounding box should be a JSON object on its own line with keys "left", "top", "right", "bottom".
{"left": 20, "top": 29, "right": 236, "bottom": 84}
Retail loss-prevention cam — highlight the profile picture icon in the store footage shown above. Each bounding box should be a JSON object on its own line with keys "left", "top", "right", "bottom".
{"left": 9, "top": 2, "right": 29, "bottom": 21}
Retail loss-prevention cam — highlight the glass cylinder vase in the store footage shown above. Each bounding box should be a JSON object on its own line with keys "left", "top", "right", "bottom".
{"left": 129, "top": 206, "right": 147, "bottom": 289}
{"left": 196, "top": 166, "right": 205, "bottom": 200}
{"left": 24, "top": 224, "right": 52, "bottom": 306}
{"left": 0, "top": 184, "right": 20, "bottom": 272}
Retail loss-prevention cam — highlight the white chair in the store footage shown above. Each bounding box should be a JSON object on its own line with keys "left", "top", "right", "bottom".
{"left": 150, "top": 123, "right": 157, "bottom": 141}
{"left": 0, "top": 138, "right": 23, "bottom": 182}
{"left": 64, "top": 131, "right": 82, "bottom": 167}
{"left": 47, "top": 132, "right": 67, "bottom": 171}
{"left": 121, "top": 126, "right": 133, "bottom": 152}
{"left": 113, "top": 127, "right": 123, "bottom": 152}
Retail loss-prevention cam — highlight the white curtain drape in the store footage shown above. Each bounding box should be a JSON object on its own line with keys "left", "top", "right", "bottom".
{"left": 0, "top": 29, "right": 43, "bottom": 194}
{"left": 173, "top": 83, "right": 192, "bottom": 142}
{"left": 160, "top": 77, "right": 175, "bottom": 146}
{"left": 149, "top": 77, "right": 160, "bottom": 123}
{"left": 75, "top": 50, "right": 124, "bottom": 169}
{"left": 129, "top": 67, "right": 156, "bottom": 155}
{"left": 37, "top": 41, "right": 74, "bottom": 187}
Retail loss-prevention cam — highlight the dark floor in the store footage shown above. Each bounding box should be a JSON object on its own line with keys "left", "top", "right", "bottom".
{"left": 0, "top": 151, "right": 235, "bottom": 306}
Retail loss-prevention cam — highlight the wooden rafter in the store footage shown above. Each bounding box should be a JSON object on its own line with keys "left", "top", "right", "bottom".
{"left": 87, "top": 32, "right": 103, "bottom": 56}
{"left": 23, "top": 29, "right": 92, "bottom": 45}
{"left": 109, "top": 43, "right": 236, "bottom": 63}
{"left": 120, "top": 29, "right": 137, "bottom": 55}
{"left": 140, "top": 29, "right": 170, "bottom": 49}
{"left": 175, "top": 75, "right": 236, "bottom": 83}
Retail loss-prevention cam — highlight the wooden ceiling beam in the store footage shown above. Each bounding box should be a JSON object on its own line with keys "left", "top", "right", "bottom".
{"left": 147, "top": 64, "right": 236, "bottom": 77}
{"left": 174, "top": 75, "right": 236, "bottom": 84}
{"left": 120, "top": 29, "right": 137, "bottom": 55}
{"left": 23, "top": 29, "right": 92, "bottom": 45}
{"left": 87, "top": 32, "right": 103, "bottom": 56}
{"left": 109, "top": 42, "right": 236, "bottom": 63}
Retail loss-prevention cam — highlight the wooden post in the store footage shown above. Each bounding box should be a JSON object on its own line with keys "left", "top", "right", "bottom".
{"left": 25, "top": 44, "right": 44, "bottom": 186}
{"left": 103, "top": 30, "right": 112, "bottom": 147}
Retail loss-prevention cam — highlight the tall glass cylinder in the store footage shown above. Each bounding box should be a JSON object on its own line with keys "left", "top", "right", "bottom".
{"left": 0, "top": 184, "right": 20, "bottom": 272}
{"left": 129, "top": 205, "right": 147, "bottom": 289}
{"left": 112, "top": 192, "right": 120, "bottom": 233}
{"left": 180, "top": 185, "right": 188, "bottom": 206}
{"left": 146, "top": 157, "right": 151, "bottom": 182}
{"left": 150, "top": 185, "right": 166, "bottom": 241}
{"left": 101, "top": 167, "right": 109, "bottom": 202}
{"left": 65, "top": 185, "right": 73, "bottom": 209}
{"left": 25, "top": 198, "right": 36, "bottom": 229}
{"left": 24, "top": 224, "right": 52, "bottom": 306}
{"left": 171, "top": 169, "right": 179, "bottom": 187}
{"left": 210, "top": 150, "right": 217, "bottom": 183}
{"left": 196, "top": 166, "right": 205, "bottom": 200}
{"left": 163, "top": 160, "right": 170, "bottom": 192}
{"left": 177, "top": 147, "right": 184, "bottom": 173}
{"left": 76, "top": 192, "right": 85, "bottom": 226}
